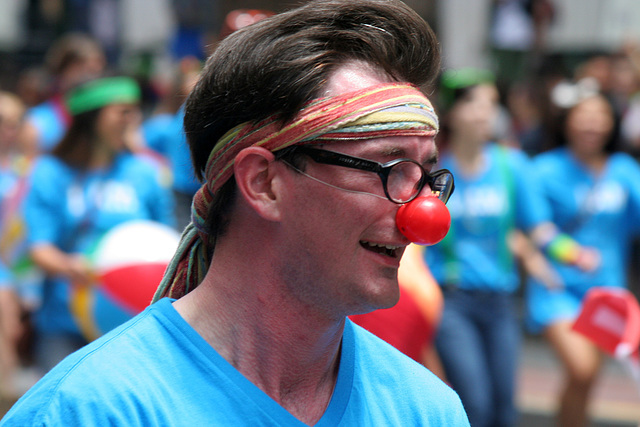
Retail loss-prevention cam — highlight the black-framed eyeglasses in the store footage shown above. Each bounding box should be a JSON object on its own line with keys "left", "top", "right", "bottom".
{"left": 279, "top": 145, "right": 454, "bottom": 204}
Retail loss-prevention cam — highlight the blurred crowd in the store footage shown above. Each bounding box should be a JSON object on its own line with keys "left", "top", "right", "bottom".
{"left": 0, "top": 1, "right": 640, "bottom": 426}
{"left": 0, "top": 3, "right": 275, "bottom": 403}
{"left": 491, "top": 45, "right": 640, "bottom": 159}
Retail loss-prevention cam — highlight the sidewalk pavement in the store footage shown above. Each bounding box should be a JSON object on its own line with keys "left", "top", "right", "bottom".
{"left": 517, "top": 335, "right": 640, "bottom": 427}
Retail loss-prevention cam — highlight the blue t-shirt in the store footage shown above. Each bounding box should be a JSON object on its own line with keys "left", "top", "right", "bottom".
{"left": 142, "top": 113, "right": 175, "bottom": 154}
{"left": 24, "top": 154, "right": 175, "bottom": 335}
{"left": 0, "top": 261, "right": 10, "bottom": 288}
{"left": 26, "top": 99, "right": 68, "bottom": 153}
{"left": 426, "top": 144, "right": 548, "bottom": 292}
{"left": 142, "top": 108, "right": 200, "bottom": 196}
{"left": 1, "top": 298, "right": 469, "bottom": 426}
{"left": 531, "top": 148, "right": 640, "bottom": 290}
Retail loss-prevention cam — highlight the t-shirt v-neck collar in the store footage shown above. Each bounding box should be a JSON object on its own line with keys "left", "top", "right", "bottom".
{"left": 158, "top": 298, "right": 355, "bottom": 426}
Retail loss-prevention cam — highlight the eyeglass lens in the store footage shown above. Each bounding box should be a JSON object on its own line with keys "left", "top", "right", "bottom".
{"left": 387, "top": 163, "right": 454, "bottom": 204}
{"left": 431, "top": 172, "right": 454, "bottom": 203}
{"left": 386, "top": 161, "right": 425, "bottom": 203}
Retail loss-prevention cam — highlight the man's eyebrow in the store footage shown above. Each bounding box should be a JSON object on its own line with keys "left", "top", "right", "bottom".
{"left": 381, "top": 146, "right": 439, "bottom": 166}
{"left": 424, "top": 151, "right": 439, "bottom": 167}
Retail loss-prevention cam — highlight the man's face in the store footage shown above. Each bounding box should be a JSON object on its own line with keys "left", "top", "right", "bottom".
{"left": 275, "top": 61, "right": 439, "bottom": 319}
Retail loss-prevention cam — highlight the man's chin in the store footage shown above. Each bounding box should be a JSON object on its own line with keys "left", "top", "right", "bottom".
{"left": 352, "top": 282, "right": 401, "bottom": 315}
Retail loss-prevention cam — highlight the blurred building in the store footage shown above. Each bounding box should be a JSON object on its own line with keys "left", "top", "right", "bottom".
{"left": 440, "top": 0, "right": 640, "bottom": 77}
{"left": 2, "top": 0, "right": 640, "bottom": 90}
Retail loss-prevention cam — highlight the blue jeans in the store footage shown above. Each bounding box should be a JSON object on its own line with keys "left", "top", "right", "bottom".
{"left": 435, "top": 289, "right": 521, "bottom": 427}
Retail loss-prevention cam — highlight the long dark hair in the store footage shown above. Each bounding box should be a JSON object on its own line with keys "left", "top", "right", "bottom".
{"left": 51, "top": 109, "right": 102, "bottom": 169}
{"left": 553, "top": 94, "right": 620, "bottom": 154}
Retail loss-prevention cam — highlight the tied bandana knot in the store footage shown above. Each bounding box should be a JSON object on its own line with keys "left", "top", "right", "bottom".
{"left": 153, "top": 83, "right": 439, "bottom": 302}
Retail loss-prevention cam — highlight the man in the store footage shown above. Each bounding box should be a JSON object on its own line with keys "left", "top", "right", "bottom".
{"left": 1, "top": 1, "right": 468, "bottom": 425}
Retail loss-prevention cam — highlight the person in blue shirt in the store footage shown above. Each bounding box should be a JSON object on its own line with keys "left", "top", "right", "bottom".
{"left": 142, "top": 58, "right": 201, "bottom": 230}
{"left": 426, "top": 69, "right": 597, "bottom": 427}
{"left": 2, "top": 2, "right": 469, "bottom": 425}
{"left": 527, "top": 86, "right": 640, "bottom": 427}
{"left": 0, "top": 91, "right": 29, "bottom": 399}
{"left": 143, "top": 106, "right": 198, "bottom": 231}
{"left": 21, "top": 76, "right": 174, "bottom": 375}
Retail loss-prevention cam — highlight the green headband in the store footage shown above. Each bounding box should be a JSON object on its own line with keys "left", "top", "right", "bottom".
{"left": 441, "top": 68, "right": 495, "bottom": 90}
{"left": 66, "top": 77, "right": 141, "bottom": 115}
{"left": 440, "top": 68, "right": 495, "bottom": 110}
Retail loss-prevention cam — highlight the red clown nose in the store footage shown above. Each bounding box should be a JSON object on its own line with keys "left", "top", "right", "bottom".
{"left": 396, "top": 196, "right": 451, "bottom": 246}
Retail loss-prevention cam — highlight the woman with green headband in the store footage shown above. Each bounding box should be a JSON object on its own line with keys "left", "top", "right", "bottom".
{"left": 22, "top": 76, "right": 175, "bottom": 374}
{"left": 425, "top": 68, "right": 599, "bottom": 427}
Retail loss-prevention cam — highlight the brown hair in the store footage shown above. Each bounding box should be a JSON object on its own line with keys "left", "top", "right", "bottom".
{"left": 51, "top": 109, "right": 101, "bottom": 169}
{"left": 184, "top": 0, "right": 441, "bottom": 180}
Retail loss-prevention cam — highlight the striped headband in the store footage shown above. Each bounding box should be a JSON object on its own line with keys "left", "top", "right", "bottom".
{"left": 152, "top": 82, "right": 439, "bottom": 302}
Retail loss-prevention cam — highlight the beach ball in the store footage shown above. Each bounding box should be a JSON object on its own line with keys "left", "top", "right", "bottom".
{"left": 70, "top": 220, "right": 180, "bottom": 341}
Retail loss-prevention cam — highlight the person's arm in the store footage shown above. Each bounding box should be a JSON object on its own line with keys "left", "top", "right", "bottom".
{"left": 29, "top": 244, "right": 93, "bottom": 286}
{"left": 621, "top": 154, "right": 640, "bottom": 234}
{"left": 24, "top": 158, "right": 94, "bottom": 286}
{"left": 529, "top": 222, "right": 600, "bottom": 272}
{"left": 509, "top": 229, "right": 562, "bottom": 289}
{"left": 510, "top": 149, "right": 600, "bottom": 273}
{"left": 0, "top": 264, "right": 22, "bottom": 344}
{"left": 399, "top": 244, "right": 447, "bottom": 378}
{"left": 622, "top": 39, "right": 640, "bottom": 80}
{"left": 398, "top": 244, "right": 443, "bottom": 329}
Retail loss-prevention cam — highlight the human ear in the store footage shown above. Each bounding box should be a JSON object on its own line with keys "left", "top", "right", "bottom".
{"left": 233, "top": 147, "right": 283, "bottom": 221}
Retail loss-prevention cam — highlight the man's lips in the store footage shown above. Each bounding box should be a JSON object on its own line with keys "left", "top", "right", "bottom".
{"left": 359, "top": 241, "right": 403, "bottom": 258}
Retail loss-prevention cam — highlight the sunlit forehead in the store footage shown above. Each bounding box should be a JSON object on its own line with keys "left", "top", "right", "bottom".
{"left": 323, "top": 60, "right": 396, "bottom": 97}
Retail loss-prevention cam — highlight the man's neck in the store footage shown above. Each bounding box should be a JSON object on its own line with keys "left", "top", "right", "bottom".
{"left": 172, "top": 270, "right": 344, "bottom": 425}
